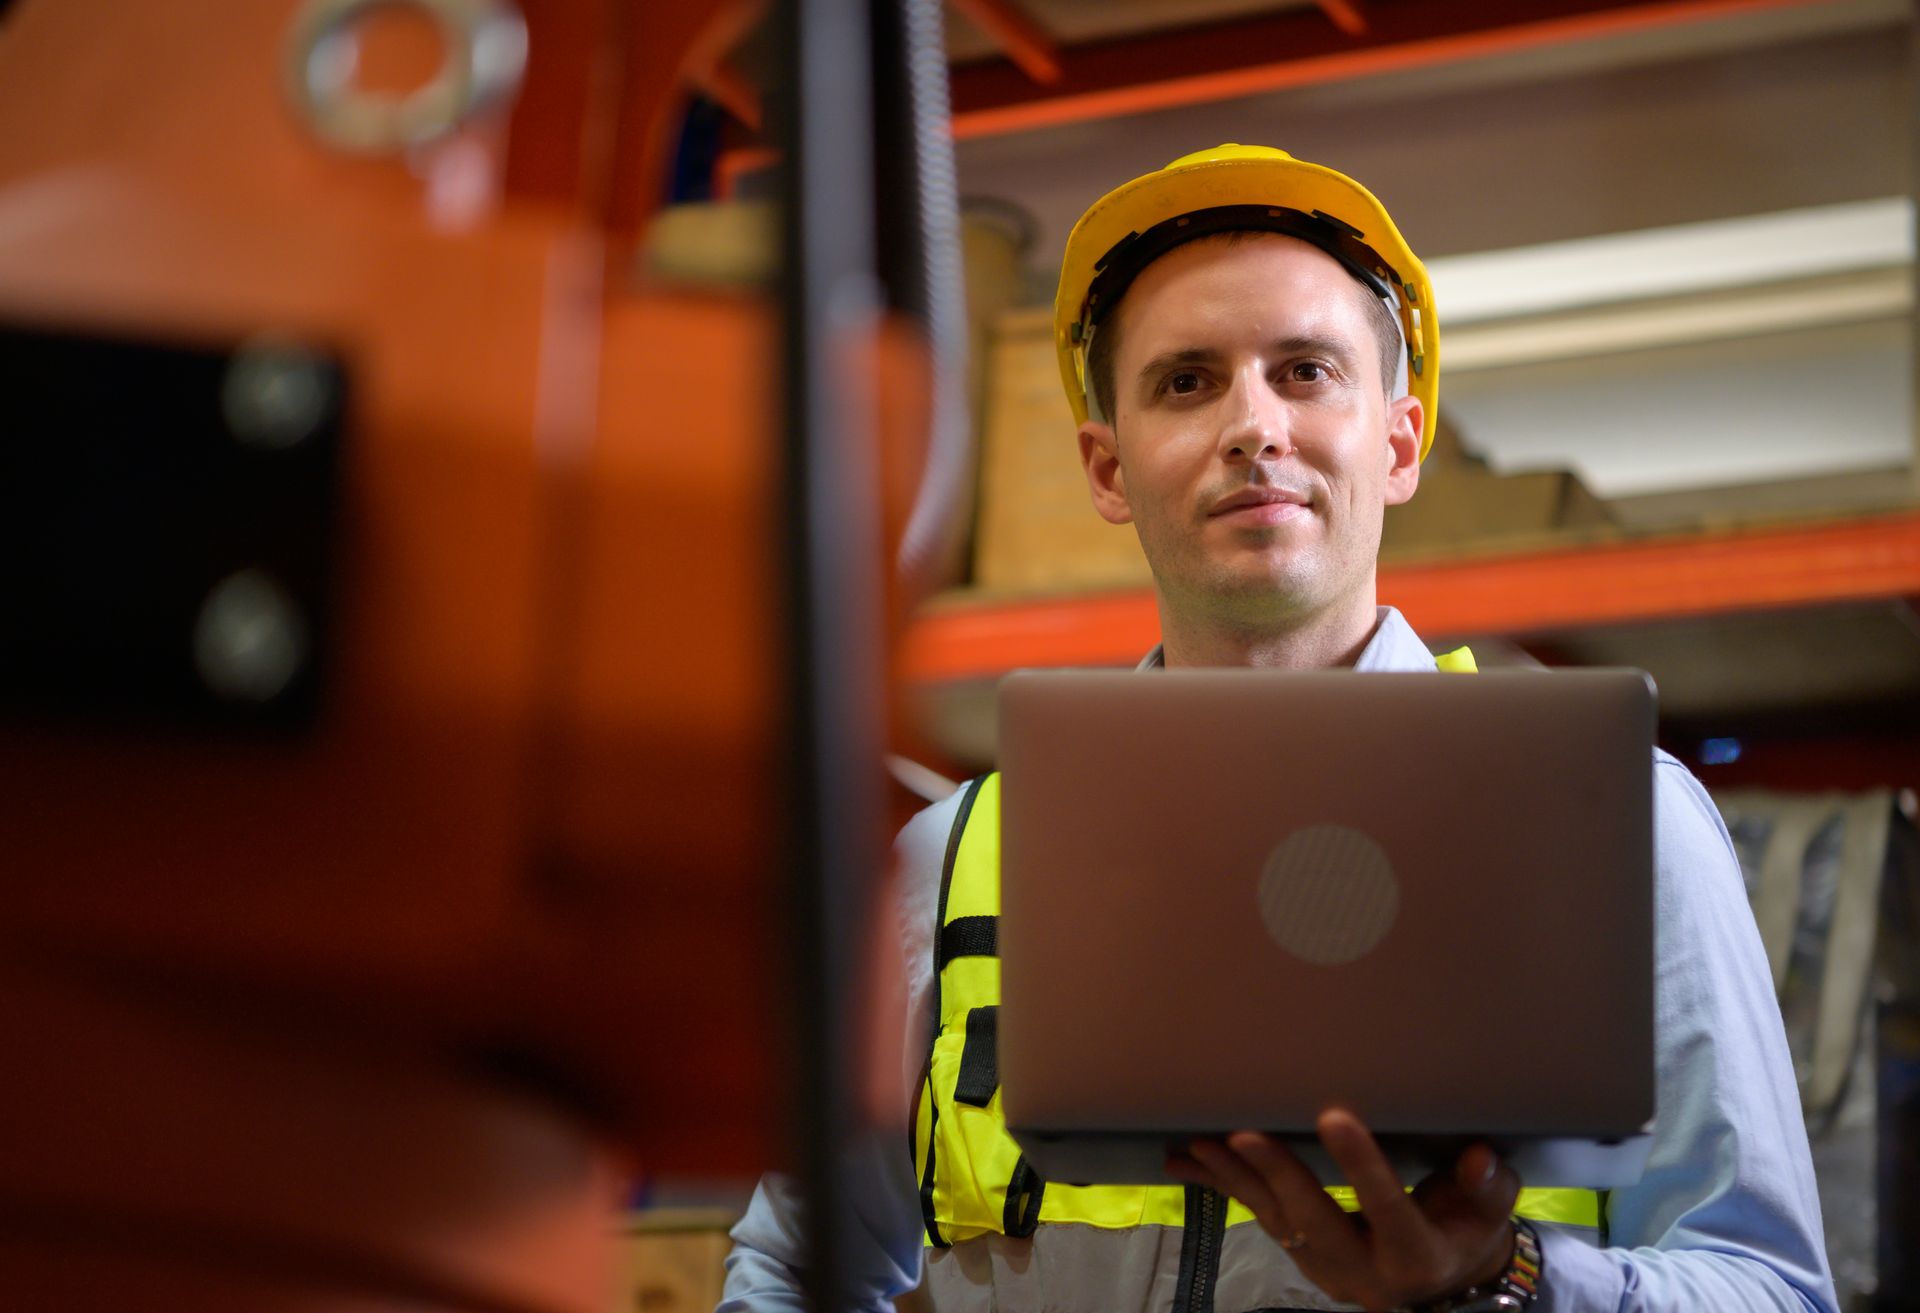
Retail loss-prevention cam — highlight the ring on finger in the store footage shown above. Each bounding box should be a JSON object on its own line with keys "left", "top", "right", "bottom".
{"left": 1278, "top": 1230, "right": 1309, "bottom": 1252}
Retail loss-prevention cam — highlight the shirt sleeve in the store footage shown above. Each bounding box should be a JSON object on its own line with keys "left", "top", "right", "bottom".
{"left": 718, "top": 1135, "right": 926, "bottom": 1313}
{"left": 1536, "top": 756, "right": 1838, "bottom": 1313}
{"left": 716, "top": 789, "right": 962, "bottom": 1312}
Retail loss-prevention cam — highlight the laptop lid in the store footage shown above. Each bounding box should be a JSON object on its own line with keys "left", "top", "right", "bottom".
{"left": 996, "top": 668, "right": 1655, "bottom": 1185}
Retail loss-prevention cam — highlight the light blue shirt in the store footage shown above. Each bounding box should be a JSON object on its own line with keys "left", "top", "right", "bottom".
{"left": 722, "top": 608, "right": 1838, "bottom": 1313}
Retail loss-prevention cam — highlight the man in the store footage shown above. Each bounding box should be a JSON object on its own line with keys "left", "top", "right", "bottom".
{"left": 722, "top": 146, "right": 1837, "bottom": 1312}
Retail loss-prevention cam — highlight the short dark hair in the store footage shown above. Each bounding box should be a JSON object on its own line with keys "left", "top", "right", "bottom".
{"left": 1084, "top": 230, "right": 1402, "bottom": 425}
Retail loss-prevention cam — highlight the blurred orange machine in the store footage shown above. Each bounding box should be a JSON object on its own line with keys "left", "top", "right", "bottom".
{"left": 0, "top": 1, "right": 930, "bottom": 1309}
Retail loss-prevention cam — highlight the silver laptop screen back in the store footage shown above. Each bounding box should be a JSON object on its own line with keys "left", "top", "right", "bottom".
{"left": 996, "top": 669, "right": 1654, "bottom": 1147}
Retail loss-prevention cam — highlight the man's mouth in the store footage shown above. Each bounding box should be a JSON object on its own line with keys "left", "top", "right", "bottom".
{"left": 1208, "top": 487, "right": 1310, "bottom": 525}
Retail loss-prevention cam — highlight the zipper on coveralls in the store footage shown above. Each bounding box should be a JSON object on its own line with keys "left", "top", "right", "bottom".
{"left": 1172, "top": 1184, "right": 1227, "bottom": 1313}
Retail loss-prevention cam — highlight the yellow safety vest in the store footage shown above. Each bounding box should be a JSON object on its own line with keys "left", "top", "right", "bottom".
{"left": 912, "top": 649, "right": 1605, "bottom": 1252}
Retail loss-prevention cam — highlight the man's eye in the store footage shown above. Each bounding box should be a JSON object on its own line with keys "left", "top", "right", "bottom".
{"left": 1167, "top": 371, "right": 1202, "bottom": 395}
{"left": 1288, "top": 361, "right": 1330, "bottom": 383}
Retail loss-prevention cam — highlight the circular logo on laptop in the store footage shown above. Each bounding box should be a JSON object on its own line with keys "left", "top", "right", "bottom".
{"left": 1257, "top": 824, "right": 1399, "bottom": 966}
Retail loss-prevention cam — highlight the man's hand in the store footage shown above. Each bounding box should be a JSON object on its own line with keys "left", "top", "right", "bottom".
{"left": 1166, "top": 1108, "right": 1520, "bottom": 1313}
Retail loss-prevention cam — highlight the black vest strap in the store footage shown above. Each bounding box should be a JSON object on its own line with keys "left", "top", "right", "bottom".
{"left": 919, "top": 775, "right": 988, "bottom": 1250}
{"left": 1003, "top": 1156, "right": 1047, "bottom": 1238}
{"left": 938, "top": 914, "right": 998, "bottom": 968}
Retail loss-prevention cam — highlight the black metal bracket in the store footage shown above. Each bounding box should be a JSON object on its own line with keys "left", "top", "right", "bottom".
{"left": 0, "top": 322, "right": 345, "bottom": 731}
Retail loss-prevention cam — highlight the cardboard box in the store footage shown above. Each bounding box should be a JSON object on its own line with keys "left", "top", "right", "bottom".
{"left": 615, "top": 1210, "right": 736, "bottom": 1313}
{"left": 972, "top": 308, "right": 1152, "bottom": 594}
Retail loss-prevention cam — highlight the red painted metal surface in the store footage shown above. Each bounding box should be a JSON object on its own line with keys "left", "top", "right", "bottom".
{"left": 1314, "top": 0, "right": 1371, "bottom": 38}
{"left": 505, "top": 0, "right": 760, "bottom": 238}
{"left": 901, "top": 512, "right": 1920, "bottom": 683}
{"left": 692, "top": 55, "right": 765, "bottom": 130}
{"left": 0, "top": 0, "right": 926, "bottom": 1305}
{"left": 715, "top": 144, "right": 779, "bottom": 200}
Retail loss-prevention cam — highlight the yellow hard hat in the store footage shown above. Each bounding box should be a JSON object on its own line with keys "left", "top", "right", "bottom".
{"left": 1053, "top": 144, "right": 1439, "bottom": 459}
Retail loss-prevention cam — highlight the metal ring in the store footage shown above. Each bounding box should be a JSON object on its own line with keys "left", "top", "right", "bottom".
{"left": 286, "top": 0, "right": 527, "bottom": 154}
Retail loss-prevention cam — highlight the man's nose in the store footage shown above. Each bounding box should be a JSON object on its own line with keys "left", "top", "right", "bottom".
{"left": 1216, "top": 368, "right": 1291, "bottom": 462}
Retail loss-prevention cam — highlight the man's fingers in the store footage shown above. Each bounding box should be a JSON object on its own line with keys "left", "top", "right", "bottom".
{"left": 1165, "top": 1149, "right": 1218, "bottom": 1190}
{"left": 1315, "top": 1109, "right": 1438, "bottom": 1267}
{"left": 1186, "top": 1138, "right": 1285, "bottom": 1226}
{"left": 1454, "top": 1143, "right": 1496, "bottom": 1191}
{"left": 1454, "top": 1144, "right": 1522, "bottom": 1219}
{"left": 1184, "top": 1125, "right": 1522, "bottom": 1307}
{"left": 1224, "top": 1131, "right": 1370, "bottom": 1271}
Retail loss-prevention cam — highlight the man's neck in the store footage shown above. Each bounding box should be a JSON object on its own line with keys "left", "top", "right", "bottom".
{"left": 1157, "top": 594, "right": 1383, "bottom": 670}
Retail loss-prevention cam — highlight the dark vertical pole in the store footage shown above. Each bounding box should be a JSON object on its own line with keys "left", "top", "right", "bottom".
{"left": 774, "top": 0, "right": 884, "bottom": 1310}
{"left": 871, "top": 0, "right": 971, "bottom": 599}
{"left": 1910, "top": 0, "right": 1919, "bottom": 504}
{"left": 869, "top": 0, "right": 919, "bottom": 319}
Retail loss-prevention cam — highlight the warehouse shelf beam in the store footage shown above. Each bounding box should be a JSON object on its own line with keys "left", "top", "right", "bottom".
{"left": 1431, "top": 198, "right": 1913, "bottom": 327}
{"left": 948, "top": 0, "right": 1062, "bottom": 84}
{"left": 901, "top": 511, "right": 1920, "bottom": 683}
{"left": 1314, "top": 0, "right": 1372, "bottom": 38}
{"left": 944, "top": 0, "right": 1845, "bottom": 139}
{"left": 690, "top": 57, "right": 763, "bottom": 131}
{"left": 1443, "top": 265, "right": 1910, "bottom": 374}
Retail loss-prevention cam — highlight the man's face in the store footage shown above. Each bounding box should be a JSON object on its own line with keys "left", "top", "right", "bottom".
{"left": 1078, "top": 233, "right": 1423, "bottom": 630}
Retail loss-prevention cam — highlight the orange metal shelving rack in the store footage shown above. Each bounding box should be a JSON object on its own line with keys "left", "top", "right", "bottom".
{"left": 901, "top": 510, "right": 1920, "bottom": 684}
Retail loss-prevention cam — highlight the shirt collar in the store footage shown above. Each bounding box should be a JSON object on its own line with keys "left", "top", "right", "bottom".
{"left": 1135, "top": 607, "right": 1437, "bottom": 673}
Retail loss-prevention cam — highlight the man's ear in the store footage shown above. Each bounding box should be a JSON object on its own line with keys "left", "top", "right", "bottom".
{"left": 1382, "top": 394, "right": 1422, "bottom": 507}
{"left": 1078, "top": 420, "right": 1134, "bottom": 525}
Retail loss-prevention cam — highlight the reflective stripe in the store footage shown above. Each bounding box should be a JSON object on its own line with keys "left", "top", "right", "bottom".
{"left": 1318, "top": 1185, "right": 1598, "bottom": 1229}
{"left": 1513, "top": 1186, "right": 1603, "bottom": 1229}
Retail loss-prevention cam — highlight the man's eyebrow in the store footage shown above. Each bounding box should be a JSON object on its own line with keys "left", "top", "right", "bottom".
{"left": 1133, "top": 346, "right": 1219, "bottom": 381}
{"left": 1268, "top": 333, "right": 1361, "bottom": 363}
{"left": 1134, "top": 335, "right": 1360, "bottom": 384}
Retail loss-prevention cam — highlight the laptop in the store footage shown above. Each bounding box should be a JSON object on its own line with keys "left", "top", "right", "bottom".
{"left": 995, "top": 668, "right": 1656, "bottom": 1190}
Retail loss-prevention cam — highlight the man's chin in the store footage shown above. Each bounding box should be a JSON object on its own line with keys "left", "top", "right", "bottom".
{"left": 1146, "top": 542, "right": 1326, "bottom": 612}
{"left": 1218, "top": 552, "right": 1317, "bottom": 593}
{"left": 1194, "top": 561, "right": 1324, "bottom": 614}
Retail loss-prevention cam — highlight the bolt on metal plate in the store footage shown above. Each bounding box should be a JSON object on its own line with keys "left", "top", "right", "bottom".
{"left": 193, "top": 569, "right": 311, "bottom": 704}
{"left": 221, "top": 345, "right": 336, "bottom": 451}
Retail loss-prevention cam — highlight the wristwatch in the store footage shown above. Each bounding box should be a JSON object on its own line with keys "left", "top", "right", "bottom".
{"left": 1409, "top": 1218, "right": 1542, "bottom": 1313}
